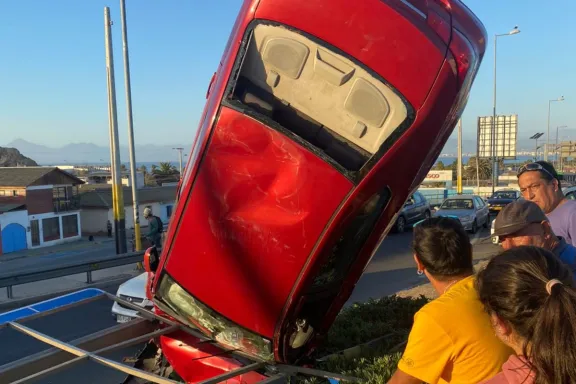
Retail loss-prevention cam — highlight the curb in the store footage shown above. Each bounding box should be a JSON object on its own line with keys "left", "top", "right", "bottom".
{"left": 0, "top": 272, "right": 140, "bottom": 313}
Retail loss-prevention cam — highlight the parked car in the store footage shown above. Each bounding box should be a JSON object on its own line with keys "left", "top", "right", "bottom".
{"left": 486, "top": 189, "right": 521, "bottom": 214}
{"left": 394, "top": 192, "right": 431, "bottom": 233}
{"left": 564, "top": 186, "right": 576, "bottom": 200}
{"left": 111, "top": 273, "right": 152, "bottom": 323}
{"left": 433, "top": 195, "right": 490, "bottom": 233}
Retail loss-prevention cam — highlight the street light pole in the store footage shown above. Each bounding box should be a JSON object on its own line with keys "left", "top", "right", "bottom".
{"left": 104, "top": 7, "right": 127, "bottom": 254}
{"left": 119, "top": 0, "right": 142, "bottom": 252}
{"left": 530, "top": 133, "right": 544, "bottom": 162}
{"left": 491, "top": 26, "right": 520, "bottom": 194}
{"left": 545, "top": 96, "right": 565, "bottom": 161}
{"left": 173, "top": 147, "right": 184, "bottom": 177}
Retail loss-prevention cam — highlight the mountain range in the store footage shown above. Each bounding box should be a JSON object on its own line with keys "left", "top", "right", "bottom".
{"left": 3, "top": 139, "right": 193, "bottom": 165}
{"left": 2, "top": 137, "right": 539, "bottom": 165}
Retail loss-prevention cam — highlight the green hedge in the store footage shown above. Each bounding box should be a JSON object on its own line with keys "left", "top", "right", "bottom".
{"left": 301, "top": 295, "right": 430, "bottom": 383}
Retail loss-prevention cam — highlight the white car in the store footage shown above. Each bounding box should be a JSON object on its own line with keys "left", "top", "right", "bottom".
{"left": 491, "top": 218, "right": 499, "bottom": 245}
{"left": 111, "top": 272, "right": 153, "bottom": 323}
{"left": 563, "top": 186, "right": 576, "bottom": 200}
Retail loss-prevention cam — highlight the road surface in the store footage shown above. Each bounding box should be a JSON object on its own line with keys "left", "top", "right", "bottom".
{"left": 0, "top": 225, "right": 495, "bottom": 383}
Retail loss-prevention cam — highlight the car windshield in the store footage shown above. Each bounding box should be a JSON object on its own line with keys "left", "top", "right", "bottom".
{"left": 440, "top": 199, "right": 474, "bottom": 210}
{"left": 491, "top": 192, "right": 516, "bottom": 199}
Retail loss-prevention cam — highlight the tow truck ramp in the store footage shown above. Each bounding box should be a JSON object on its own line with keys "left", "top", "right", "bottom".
{"left": 0, "top": 289, "right": 358, "bottom": 383}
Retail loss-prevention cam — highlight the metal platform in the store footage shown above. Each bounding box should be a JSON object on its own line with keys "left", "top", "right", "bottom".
{"left": 0, "top": 289, "right": 358, "bottom": 383}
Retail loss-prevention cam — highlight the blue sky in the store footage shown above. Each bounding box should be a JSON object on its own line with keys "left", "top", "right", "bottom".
{"left": 0, "top": 0, "right": 574, "bottom": 150}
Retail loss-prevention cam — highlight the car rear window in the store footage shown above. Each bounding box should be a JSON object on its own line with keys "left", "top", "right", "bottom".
{"left": 441, "top": 199, "right": 473, "bottom": 210}
{"left": 226, "top": 22, "right": 411, "bottom": 175}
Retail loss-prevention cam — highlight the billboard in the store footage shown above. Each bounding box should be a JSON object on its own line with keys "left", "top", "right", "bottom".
{"left": 477, "top": 114, "right": 518, "bottom": 159}
{"left": 423, "top": 170, "right": 453, "bottom": 182}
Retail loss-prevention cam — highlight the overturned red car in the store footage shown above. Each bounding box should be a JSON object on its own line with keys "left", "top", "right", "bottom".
{"left": 144, "top": 0, "right": 487, "bottom": 381}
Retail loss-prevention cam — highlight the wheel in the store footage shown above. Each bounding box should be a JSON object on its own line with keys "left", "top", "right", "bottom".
{"left": 470, "top": 219, "right": 478, "bottom": 234}
{"left": 423, "top": 210, "right": 431, "bottom": 220}
{"left": 483, "top": 216, "right": 490, "bottom": 228}
{"left": 395, "top": 216, "right": 406, "bottom": 234}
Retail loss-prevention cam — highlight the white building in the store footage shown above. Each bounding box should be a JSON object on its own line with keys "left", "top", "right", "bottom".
{"left": 79, "top": 170, "right": 145, "bottom": 189}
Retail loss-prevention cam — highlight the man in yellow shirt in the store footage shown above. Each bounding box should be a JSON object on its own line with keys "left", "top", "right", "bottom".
{"left": 388, "top": 217, "right": 513, "bottom": 384}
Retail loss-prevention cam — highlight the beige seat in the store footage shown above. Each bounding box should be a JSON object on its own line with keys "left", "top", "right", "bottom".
{"left": 238, "top": 24, "right": 408, "bottom": 156}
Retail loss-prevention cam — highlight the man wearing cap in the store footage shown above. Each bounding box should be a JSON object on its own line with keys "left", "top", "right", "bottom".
{"left": 144, "top": 207, "right": 163, "bottom": 248}
{"left": 517, "top": 160, "right": 576, "bottom": 246}
{"left": 493, "top": 199, "right": 576, "bottom": 277}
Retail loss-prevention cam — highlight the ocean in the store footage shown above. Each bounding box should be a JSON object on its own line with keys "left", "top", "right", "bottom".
{"left": 436, "top": 155, "right": 536, "bottom": 165}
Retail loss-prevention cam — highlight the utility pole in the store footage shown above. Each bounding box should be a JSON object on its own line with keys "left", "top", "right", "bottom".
{"left": 457, "top": 119, "right": 463, "bottom": 194}
{"left": 119, "top": 0, "right": 141, "bottom": 252}
{"left": 104, "top": 7, "right": 127, "bottom": 254}
{"left": 173, "top": 147, "right": 184, "bottom": 177}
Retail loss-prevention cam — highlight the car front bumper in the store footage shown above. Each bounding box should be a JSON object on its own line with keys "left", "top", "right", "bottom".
{"left": 460, "top": 220, "right": 474, "bottom": 231}
{"left": 111, "top": 300, "right": 153, "bottom": 323}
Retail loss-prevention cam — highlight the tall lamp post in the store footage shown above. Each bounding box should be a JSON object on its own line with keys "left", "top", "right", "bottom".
{"left": 530, "top": 133, "right": 544, "bottom": 161}
{"left": 492, "top": 26, "right": 521, "bottom": 194}
{"left": 544, "top": 96, "right": 565, "bottom": 161}
{"left": 555, "top": 125, "right": 568, "bottom": 168}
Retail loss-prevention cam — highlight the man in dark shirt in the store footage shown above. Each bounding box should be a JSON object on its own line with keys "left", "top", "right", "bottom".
{"left": 143, "top": 207, "right": 163, "bottom": 248}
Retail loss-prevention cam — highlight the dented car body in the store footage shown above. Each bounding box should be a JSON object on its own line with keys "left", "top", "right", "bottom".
{"left": 144, "top": 0, "right": 487, "bottom": 381}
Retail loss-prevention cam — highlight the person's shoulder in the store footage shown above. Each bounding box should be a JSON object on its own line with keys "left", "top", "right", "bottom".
{"left": 562, "top": 200, "right": 576, "bottom": 211}
{"left": 419, "top": 278, "right": 478, "bottom": 316}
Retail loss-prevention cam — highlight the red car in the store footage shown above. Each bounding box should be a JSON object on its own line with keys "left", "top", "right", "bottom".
{"left": 145, "top": 0, "right": 487, "bottom": 381}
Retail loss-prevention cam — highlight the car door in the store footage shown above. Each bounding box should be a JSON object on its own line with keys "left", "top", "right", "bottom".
{"left": 405, "top": 194, "right": 417, "bottom": 223}
{"left": 474, "top": 197, "right": 488, "bottom": 224}
{"left": 414, "top": 192, "right": 427, "bottom": 219}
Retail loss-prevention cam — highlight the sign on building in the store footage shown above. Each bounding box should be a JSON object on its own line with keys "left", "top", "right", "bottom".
{"left": 477, "top": 114, "right": 518, "bottom": 159}
{"left": 423, "top": 170, "right": 453, "bottom": 182}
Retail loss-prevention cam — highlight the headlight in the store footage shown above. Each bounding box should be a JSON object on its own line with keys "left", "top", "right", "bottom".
{"left": 156, "top": 275, "right": 273, "bottom": 361}
{"left": 460, "top": 215, "right": 473, "bottom": 222}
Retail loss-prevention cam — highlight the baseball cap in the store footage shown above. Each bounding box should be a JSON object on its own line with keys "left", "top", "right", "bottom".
{"left": 493, "top": 200, "right": 548, "bottom": 237}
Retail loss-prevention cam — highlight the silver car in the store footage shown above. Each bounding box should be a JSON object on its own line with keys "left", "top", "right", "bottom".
{"left": 563, "top": 186, "right": 576, "bottom": 200}
{"left": 433, "top": 195, "right": 490, "bottom": 233}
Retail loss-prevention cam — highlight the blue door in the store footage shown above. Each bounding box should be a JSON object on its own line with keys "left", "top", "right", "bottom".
{"left": 2, "top": 223, "right": 27, "bottom": 254}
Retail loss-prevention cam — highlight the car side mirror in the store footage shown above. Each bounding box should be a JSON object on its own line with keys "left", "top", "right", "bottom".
{"left": 144, "top": 246, "right": 160, "bottom": 273}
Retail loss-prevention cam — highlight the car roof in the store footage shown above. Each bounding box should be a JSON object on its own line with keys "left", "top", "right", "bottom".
{"left": 444, "top": 195, "right": 478, "bottom": 200}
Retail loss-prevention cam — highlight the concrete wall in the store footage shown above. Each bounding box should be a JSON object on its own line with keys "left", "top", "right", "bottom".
{"left": 80, "top": 209, "right": 111, "bottom": 234}
{"left": 0, "top": 210, "right": 32, "bottom": 249}
{"left": 28, "top": 211, "right": 82, "bottom": 248}
{"left": 81, "top": 201, "right": 175, "bottom": 235}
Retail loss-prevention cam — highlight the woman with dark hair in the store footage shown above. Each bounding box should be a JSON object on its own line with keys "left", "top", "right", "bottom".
{"left": 477, "top": 246, "right": 576, "bottom": 384}
{"left": 388, "top": 217, "right": 512, "bottom": 384}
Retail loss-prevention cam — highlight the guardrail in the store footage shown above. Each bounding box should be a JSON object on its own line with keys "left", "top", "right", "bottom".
{"left": 0, "top": 251, "right": 145, "bottom": 299}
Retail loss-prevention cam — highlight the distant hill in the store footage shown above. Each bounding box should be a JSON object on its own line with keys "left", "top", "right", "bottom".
{"left": 4, "top": 139, "right": 192, "bottom": 165}
{"left": 3, "top": 135, "right": 542, "bottom": 166}
{"left": 0, "top": 146, "right": 38, "bottom": 167}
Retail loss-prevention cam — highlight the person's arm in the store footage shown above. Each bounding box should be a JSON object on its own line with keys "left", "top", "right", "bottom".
{"left": 387, "top": 311, "right": 453, "bottom": 384}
